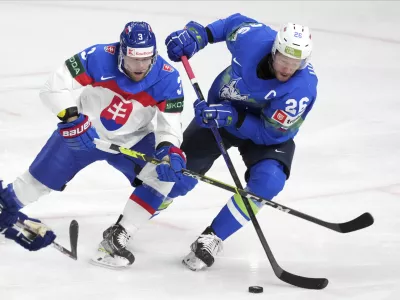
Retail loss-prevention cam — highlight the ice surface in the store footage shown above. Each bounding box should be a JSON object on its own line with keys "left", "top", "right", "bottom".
{"left": 1, "top": 2, "right": 400, "bottom": 299}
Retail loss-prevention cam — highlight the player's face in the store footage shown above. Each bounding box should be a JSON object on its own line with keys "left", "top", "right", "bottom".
{"left": 272, "top": 52, "right": 302, "bottom": 82}
{"left": 123, "top": 55, "right": 153, "bottom": 81}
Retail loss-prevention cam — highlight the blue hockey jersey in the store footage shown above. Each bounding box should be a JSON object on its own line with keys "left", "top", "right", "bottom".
{"left": 206, "top": 14, "right": 318, "bottom": 146}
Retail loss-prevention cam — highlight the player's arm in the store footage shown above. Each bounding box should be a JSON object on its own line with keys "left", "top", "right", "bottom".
{"left": 205, "top": 13, "right": 258, "bottom": 44}
{"left": 237, "top": 89, "right": 316, "bottom": 145}
{"left": 197, "top": 87, "right": 316, "bottom": 145}
{"left": 39, "top": 46, "right": 99, "bottom": 151}
{"left": 165, "top": 13, "right": 258, "bottom": 61}
{"left": 153, "top": 73, "right": 191, "bottom": 183}
{"left": 39, "top": 46, "right": 95, "bottom": 122}
{"left": 155, "top": 74, "right": 184, "bottom": 149}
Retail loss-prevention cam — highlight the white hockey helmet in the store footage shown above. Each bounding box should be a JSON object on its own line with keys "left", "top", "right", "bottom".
{"left": 271, "top": 23, "right": 312, "bottom": 69}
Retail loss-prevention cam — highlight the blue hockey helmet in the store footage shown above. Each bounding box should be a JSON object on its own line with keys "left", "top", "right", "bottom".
{"left": 119, "top": 21, "right": 157, "bottom": 81}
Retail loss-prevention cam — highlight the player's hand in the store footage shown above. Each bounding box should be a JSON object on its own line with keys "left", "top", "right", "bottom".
{"left": 167, "top": 175, "right": 198, "bottom": 198}
{"left": 155, "top": 145, "right": 186, "bottom": 182}
{"left": 194, "top": 100, "right": 238, "bottom": 128}
{"left": 1, "top": 212, "right": 56, "bottom": 251}
{"left": 57, "top": 113, "right": 99, "bottom": 151}
{"left": 193, "top": 98, "right": 210, "bottom": 127}
{"left": 165, "top": 21, "right": 208, "bottom": 62}
{"left": 0, "top": 181, "right": 22, "bottom": 228}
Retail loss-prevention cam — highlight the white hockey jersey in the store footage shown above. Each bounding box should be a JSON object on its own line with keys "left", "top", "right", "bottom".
{"left": 39, "top": 42, "right": 184, "bottom": 149}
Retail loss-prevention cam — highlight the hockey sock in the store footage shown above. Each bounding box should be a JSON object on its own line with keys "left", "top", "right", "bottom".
{"left": 211, "top": 194, "right": 262, "bottom": 240}
{"left": 120, "top": 185, "right": 164, "bottom": 233}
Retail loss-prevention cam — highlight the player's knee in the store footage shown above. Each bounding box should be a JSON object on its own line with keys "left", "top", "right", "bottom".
{"left": 12, "top": 171, "right": 52, "bottom": 206}
{"left": 247, "top": 159, "right": 286, "bottom": 200}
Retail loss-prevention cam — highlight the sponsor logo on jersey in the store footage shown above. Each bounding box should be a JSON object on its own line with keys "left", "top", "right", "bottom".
{"left": 100, "top": 95, "right": 133, "bottom": 131}
{"left": 219, "top": 79, "right": 249, "bottom": 102}
{"left": 100, "top": 75, "right": 116, "bottom": 81}
{"left": 163, "top": 64, "right": 174, "bottom": 72}
{"left": 272, "top": 109, "right": 302, "bottom": 127}
{"left": 60, "top": 118, "right": 91, "bottom": 138}
{"left": 272, "top": 110, "right": 288, "bottom": 124}
{"left": 65, "top": 54, "right": 85, "bottom": 77}
{"left": 104, "top": 45, "right": 116, "bottom": 55}
{"left": 165, "top": 97, "right": 184, "bottom": 113}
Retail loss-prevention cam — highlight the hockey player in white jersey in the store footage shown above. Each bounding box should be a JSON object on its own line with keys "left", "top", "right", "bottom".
{"left": 0, "top": 21, "right": 197, "bottom": 268}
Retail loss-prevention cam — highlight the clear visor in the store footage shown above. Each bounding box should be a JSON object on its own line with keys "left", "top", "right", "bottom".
{"left": 273, "top": 51, "right": 304, "bottom": 73}
{"left": 123, "top": 55, "right": 153, "bottom": 74}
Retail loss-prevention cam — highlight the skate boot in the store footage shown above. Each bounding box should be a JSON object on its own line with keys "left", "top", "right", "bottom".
{"left": 91, "top": 215, "right": 135, "bottom": 269}
{"left": 182, "top": 226, "right": 223, "bottom": 271}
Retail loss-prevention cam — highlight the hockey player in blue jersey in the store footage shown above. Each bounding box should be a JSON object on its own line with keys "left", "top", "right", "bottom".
{"left": 0, "top": 21, "right": 196, "bottom": 268}
{"left": 165, "top": 13, "right": 317, "bottom": 270}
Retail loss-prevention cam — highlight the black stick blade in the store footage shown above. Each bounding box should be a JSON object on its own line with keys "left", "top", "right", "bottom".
{"left": 69, "top": 220, "right": 79, "bottom": 260}
{"left": 337, "top": 213, "right": 374, "bottom": 233}
{"left": 280, "top": 271, "right": 329, "bottom": 290}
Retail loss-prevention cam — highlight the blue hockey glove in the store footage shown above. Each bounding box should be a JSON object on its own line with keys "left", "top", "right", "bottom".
{"left": 155, "top": 145, "right": 187, "bottom": 182}
{"left": 195, "top": 100, "right": 238, "bottom": 128}
{"left": 57, "top": 113, "right": 99, "bottom": 151}
{"left": 193, "top": 98, "right": 209, "bottom": 127}
{"left": 0, "top": 181, "right": 23, "bottom": 228}
{"left": 165, "top": 21, "right": 208, "bottom": 62}
{"left": 168, "top": 175, "right": 198, "bottom": 198}
{"left": 1, "top": 212, "right": 56, "bottom": 251}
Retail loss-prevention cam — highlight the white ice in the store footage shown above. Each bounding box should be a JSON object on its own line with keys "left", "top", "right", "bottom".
{"left": 1, "top": 1, "right": 400, "bottom": 299}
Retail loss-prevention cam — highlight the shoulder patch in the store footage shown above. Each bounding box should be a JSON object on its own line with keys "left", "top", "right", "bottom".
{"left": 104, "top": 45, "right": 116, "bottom": 55}
{"left": 65, "top": 54, "right": 85, "bottom": 78}
{"left": 163, "top": 64, "right": 174, "bottom": 72}
{"left": 165, "top": 97, "right": 184, "bottom": 112}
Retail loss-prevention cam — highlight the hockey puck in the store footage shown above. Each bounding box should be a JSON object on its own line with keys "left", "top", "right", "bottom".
{"left": 248, "top": 286, "right": 263, "bottom": 293}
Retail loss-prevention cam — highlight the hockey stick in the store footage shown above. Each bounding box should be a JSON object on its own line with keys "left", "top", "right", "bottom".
{"left": 94, "top": 139, "right": 373, "bottom": 234}
{"left": 0, "top": 205, "right": 79, "bottom": 260}
{"left": 180, "top": 56, "right": 328, "bottom": 289}
{"left": 179, "top": 57, "right": 373, "bottom": 234}
{"left": 96, "top": 152, "right": 325, "bottom": 288}
{"left": 16, "top": 219, "right": 79, "bottom": 260}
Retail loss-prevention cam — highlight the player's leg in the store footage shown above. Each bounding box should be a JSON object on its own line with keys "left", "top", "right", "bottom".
{"left": 183, "top": 118, "right": 226, "bottom": 174}
{"left": 91, "top": 133, "right": 156, "bottom": 268}
{"left": 2, "top": 130, "right": 103, "bottom": 208}
{"left": 1, "top": 131, "right": 105, "bottom": 249}
{"left": 183, "top": 139, "right": 295, "bottom": 271}
{"left": 91, "top": 124, "right": 232, "bottom": 268}
{"left": 93, "top": 133, "right": 185, "bottom": 268}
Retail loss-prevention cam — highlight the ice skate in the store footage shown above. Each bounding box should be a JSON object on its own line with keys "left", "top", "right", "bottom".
{"left": 182, "top": 226, "right": 223, "bottom": 271}
{"left": 91, "top": 217, "right": 135, "bottom": 269}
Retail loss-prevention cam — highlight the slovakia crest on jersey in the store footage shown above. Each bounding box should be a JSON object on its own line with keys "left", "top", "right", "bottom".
{"left": 100, "top": 95, "right": 133, "bottom": 131}
{"left": 163, "top": 64, "right": 174, "bottom": 72}
{"left": 104, "top": 45, "right": 116, "bottom": 55}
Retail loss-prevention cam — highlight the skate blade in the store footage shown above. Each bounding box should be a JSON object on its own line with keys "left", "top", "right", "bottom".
{"left": 90, "top": 248, "right": 132, "bottom": 270}
{"left": 89, "top": 258, "right": 130, "bottom": 270}
{"left": 182, "top": 251, "right": 207, "bottom": 271}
